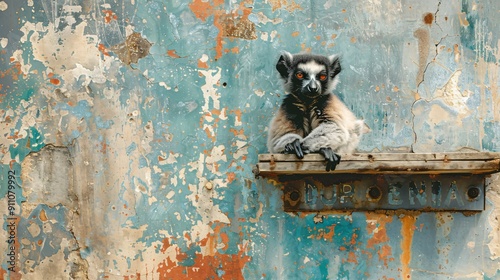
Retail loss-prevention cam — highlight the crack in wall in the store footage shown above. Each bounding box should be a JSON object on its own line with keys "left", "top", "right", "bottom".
{"left": 411, "top": 1, "right": 445, "bottom": 152}
{"left": 20, "top": 144, "right": 89, "bottom": 279}
{"left": 68, "top": 210, "right": 90, "bottom": 280}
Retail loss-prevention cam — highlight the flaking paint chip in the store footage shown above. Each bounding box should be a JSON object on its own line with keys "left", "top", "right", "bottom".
{"left": 111, "top": 32, "right": 152, "bottom": 65}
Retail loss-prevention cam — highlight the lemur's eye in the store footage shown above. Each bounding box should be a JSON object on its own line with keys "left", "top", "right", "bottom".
{"left": 295, "top": 72, "right": 304, "bottom": 79}
{"left": 318, "top": 74, "right": 327, "bottom": 81}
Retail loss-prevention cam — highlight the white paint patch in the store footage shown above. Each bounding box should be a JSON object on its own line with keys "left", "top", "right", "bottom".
{"left": 269, "top": 30, "right": 278, "bottom": 42}
{"left": 62, "top": 5, "right": 82, "bottom": 13}
{"left": 166, "top": 190, "right": 175, "bottom": 200}
{"left": 434, "top": 70, "right": 470, "bottom": 116}
{"left": 254, "top": 89, "right": 265, "bottom": 97}
{"left": 0, "top": 1, "right": 8, "bottom": 11}
{"left": 159, "top": 81, "right": 171, "bottom": 90}
{"left": 233, "top": 140, "right": 248, "bottom": 160}
{"left": 260, "top": 32, "right": 268, "bottom": 41}
{"left": 200, "top": 54, "right": 209, "bottom": 63}
{"left": 200, "top": 68, "right": 222, "bottom": 111}
{"left": 324, "top": 0, "right": 334, "bottom": 9}
{"left": 11, "top": 49, "right": 31, "bottom": 74}
{"left": 21, "top": 20, "right": 114, "bottom": 90}
{"left": 205, "top": 145, "right": 227, "bottom": 176}
{"left": 0, "top": 37, "right": 7, "bottom": 48}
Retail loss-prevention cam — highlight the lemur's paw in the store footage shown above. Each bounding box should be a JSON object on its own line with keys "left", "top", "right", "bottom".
{"left": 284, "top": 139, "right": 304, "bottom": 159}
{"left": 319, "top": 147, "right": 341, "bottom": 171}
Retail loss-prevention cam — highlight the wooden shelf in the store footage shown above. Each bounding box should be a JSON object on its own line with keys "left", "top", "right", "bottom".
{"left": 256, "top": 152, "right": 500, "bottom": 176}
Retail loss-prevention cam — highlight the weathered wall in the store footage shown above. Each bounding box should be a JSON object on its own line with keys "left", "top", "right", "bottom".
{"left": 1, "top": 0, "right": 499, "bottom": 279}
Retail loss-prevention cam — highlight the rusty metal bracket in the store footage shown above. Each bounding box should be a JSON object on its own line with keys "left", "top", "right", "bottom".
{"left": 256, "top": 152, "right": 500, "bottom": 212}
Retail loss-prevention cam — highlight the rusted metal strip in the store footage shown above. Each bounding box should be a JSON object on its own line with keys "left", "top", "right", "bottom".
{"left": 280, "top": 174, "right": 486, "bottom": 212}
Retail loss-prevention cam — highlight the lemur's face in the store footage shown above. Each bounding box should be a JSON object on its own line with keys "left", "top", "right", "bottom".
{"left": 292, "top": 61, "right": 328, "bottom": 98}
{"left": 276, "top": 52, "right": 341, "bottom": 99}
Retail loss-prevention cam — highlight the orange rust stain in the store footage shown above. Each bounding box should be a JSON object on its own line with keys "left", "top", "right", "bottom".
{"left": 378, "top": 244, "right": 394, "bottom": 267}
{"left": 347, "top": 251, "right": 358, "bottom": 264}
{"left": 267, "top": 0, "right": 302, "bottom": 12}
{"left": 167, "top": 50, "right": 181, "bottom": 58}
{"left": 1, "top": 61, "right": 22, "bottom": 81}
{"left": 366, "top": 214, "right": 392, "bottom": 249}
{"left": 350, "top": 37, "right": 357, "bottom": 43}
{"left": 189, "top": 0, "right": 253, "bottom": 60}
{"left": 103, "top": 10, "right": 118, "bottom": 23}
{"left": 39, "top": 209, "right": 48, "bottom": 222}
{"left": 393, "top": 86, "right": 399, "bottom": 92}
{"left": 308, "top": 224, "right": 335, "bottom": 241}
{"left": 229, "top": 128, "right": 244, "bottom": 136}
{"left": 230, "top": 109, "right": 242, "bottom": 124}
{"left": 188, "top": 0, "right": 217, "bottom": 22}
{"left": 160, "top": 238, "right": 170, "bottom": 253}
{"left": 98, "top": 44, "right": 110, "bottom": 56}
{"left": 7, "top": 131, "right": 21, "bottom": 140}
{"left": 160, "top": 224, "right": 249, "bottom": 279}
{"left": 198, "top": 59, "right": 209, "bottom": 69}
{"left": 349, "top": 232, "right": 358, "bottom": 245}
{"left": 227, "top": 172, "right": 236, "bottom": 183}
{"left": 157, "top": 251, "right": 250, "bottom": 280}
{"left": 423, "top": 12, "right": 434, "bottom": 25}
{"left": 100, "top": 142, "right": 108, "bottom": 154}
{"left": 50, "top": 78, "right": 60, "bottom": 85}
{"left": 291, "top": 31, "right": 300, "bottom": 37}
{"left": 204, "top": 127, "right": 216, "bottom": 142}
{"left": 230, "top": 47, "right": 239, "bottom": 54}
{"left": 401, "top": 215, "right": 416, "bottom": 279}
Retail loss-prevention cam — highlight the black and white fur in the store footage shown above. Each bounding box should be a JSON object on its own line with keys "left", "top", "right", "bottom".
{"left": 267, "top": 52, "right": 364, "bottom": 171}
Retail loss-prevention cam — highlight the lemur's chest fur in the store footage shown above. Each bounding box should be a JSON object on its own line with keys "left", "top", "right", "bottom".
{"left": 282, "top": 94, "right": 332, "bottom": 136}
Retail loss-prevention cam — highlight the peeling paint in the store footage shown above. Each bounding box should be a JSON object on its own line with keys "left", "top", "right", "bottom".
{"left": 1, "top": 0, "right": 500, "bottom": 279}
{"left": 111, "top": 32, "right": 152, "bottom": 65}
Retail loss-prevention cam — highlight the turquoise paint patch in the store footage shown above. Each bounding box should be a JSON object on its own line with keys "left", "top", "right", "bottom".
{"left": 21, "top": 88, "right": 35, "bottom": 101}
{"left": 95, "top": 116, "right": 114, "bottom": 129}
{"left": 17, "top": 205, "right": 75, "bottom": 273}
{"left": 126, "top": 142, "right": 137, "bottom": 156}
{"left": 8, "top": 127, "right": 45, "bottom": 162}
{"left": 55, "top": 100, "right": 93, "bottom": 120}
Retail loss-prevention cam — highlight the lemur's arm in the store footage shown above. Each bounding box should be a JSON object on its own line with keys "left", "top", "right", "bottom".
{"left": 267, "top": 108, "right": 305, "bottom": 158}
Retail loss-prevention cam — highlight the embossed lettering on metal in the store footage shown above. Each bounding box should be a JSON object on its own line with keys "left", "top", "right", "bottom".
{"left": 281, "top": 174, "right": 486, "bottom": 212}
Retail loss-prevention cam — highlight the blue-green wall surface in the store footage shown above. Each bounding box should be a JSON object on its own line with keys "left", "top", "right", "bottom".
{"left": 1, "top": 0, "right": 499, "bottom": 279}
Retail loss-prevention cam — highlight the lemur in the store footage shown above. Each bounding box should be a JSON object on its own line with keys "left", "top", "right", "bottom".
{"left": 267, "top": 52, "right": 364, "bottom": 171}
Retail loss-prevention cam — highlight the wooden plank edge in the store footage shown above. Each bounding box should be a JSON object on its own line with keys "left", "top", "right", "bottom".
{"left": 259, "top": 152, "right": 500, "bottom": 162}
{"left": 256, "top": 159, "right": 500, "bottom": 175}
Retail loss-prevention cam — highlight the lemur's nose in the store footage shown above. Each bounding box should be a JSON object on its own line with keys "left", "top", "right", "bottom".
{"left": 307, "top": 81, "right": 319, "bottom": 92}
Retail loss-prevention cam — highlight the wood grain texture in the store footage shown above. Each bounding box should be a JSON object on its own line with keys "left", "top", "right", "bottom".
{"left": 256, "top": 153, "right": 500, "bottom": 175}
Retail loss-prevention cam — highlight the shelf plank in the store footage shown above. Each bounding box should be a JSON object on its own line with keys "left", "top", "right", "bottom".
{"left": 258, "top": 152, "right": 500, "bottom": 162}
{"left": 256, "top": 153, "right": 500, "bottom": 175}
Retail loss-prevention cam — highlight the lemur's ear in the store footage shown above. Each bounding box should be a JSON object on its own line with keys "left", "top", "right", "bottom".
{"left": 276, "top": 51, "right": 293, "bottom": 79}
{"left": 328, "top": 55, "right": 341, "bottom": 78}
